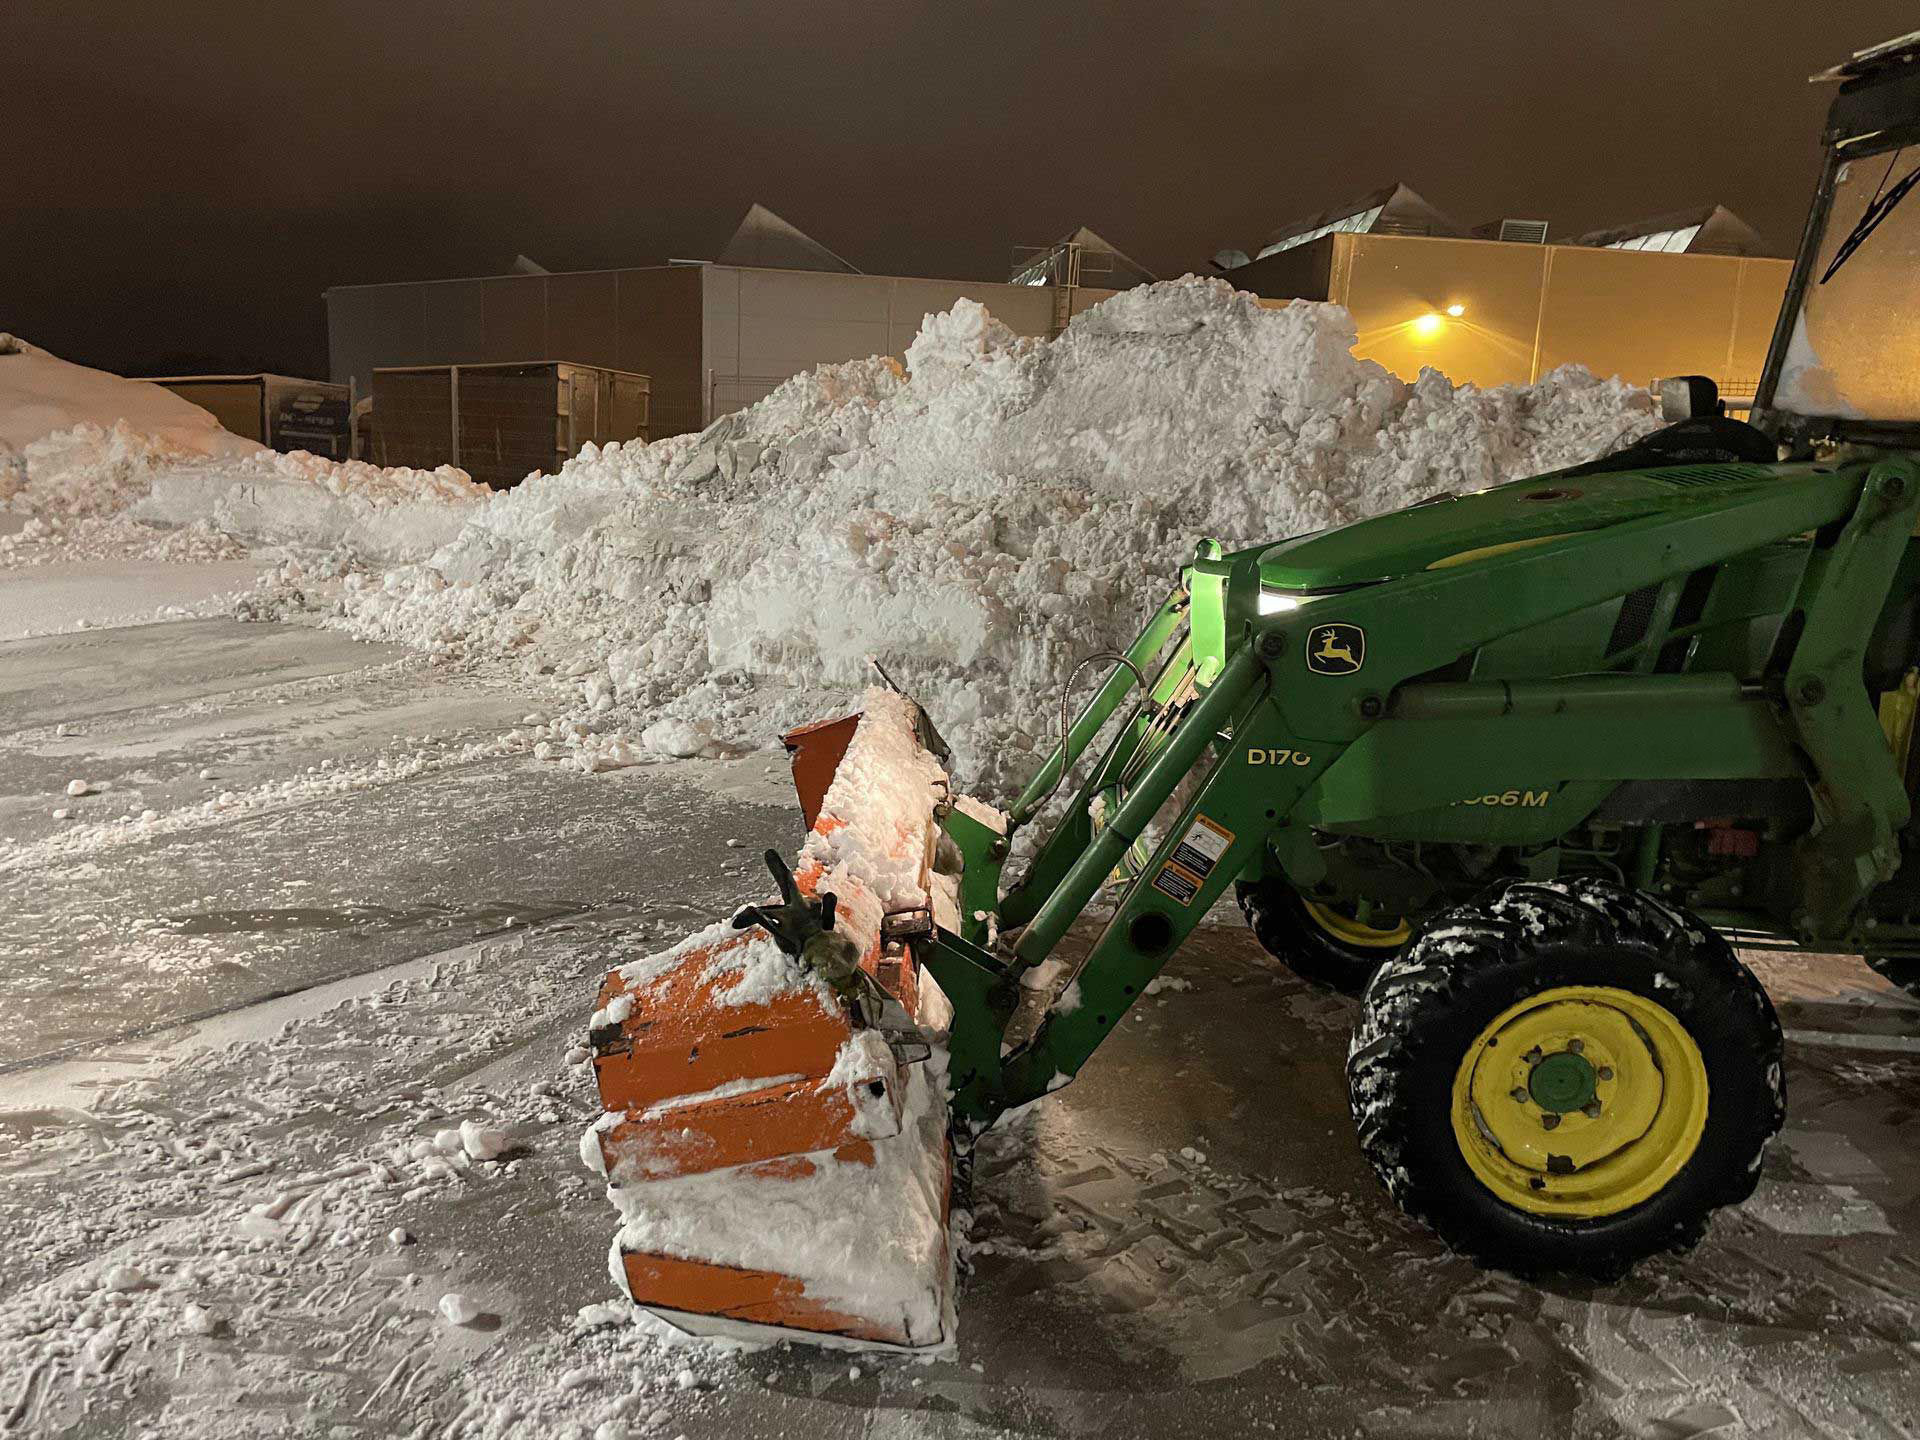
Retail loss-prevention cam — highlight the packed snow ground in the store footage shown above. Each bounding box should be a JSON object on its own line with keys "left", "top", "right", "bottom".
{"left": 3, "top": 279, "right": 1656, "bottom": 791}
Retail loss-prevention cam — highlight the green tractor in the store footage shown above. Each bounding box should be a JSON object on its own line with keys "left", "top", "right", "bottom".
{"left": 912, "top": 33, "right": 1920, "bottom": 1278}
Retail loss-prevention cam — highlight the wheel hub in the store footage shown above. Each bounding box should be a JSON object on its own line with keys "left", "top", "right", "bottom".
{"left": 1527, "top": 1049, "right": 1599, "bottom": 1113}
{"left": 1450, "top": 986, "right": 1710, "bottom": 1219}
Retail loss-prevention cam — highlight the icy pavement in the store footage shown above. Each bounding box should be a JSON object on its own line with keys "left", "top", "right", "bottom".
{"left": 2, "top": 612, "right": 1918, "bottom": 1437}
{"left": 0, "top": 560, "right": 264, "bottom": 641}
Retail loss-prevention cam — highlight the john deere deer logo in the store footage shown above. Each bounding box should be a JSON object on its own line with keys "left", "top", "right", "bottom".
{"left": 1306, "top": 623, "right": 1365, "bottom": 676}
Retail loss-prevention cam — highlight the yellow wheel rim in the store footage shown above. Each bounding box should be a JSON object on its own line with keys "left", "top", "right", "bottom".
{"left": 1449, "top": 985, "right": 1709, "bottom": 1219}
{"left": 1303, "top": 899, "right": 1411, "bottom": 950}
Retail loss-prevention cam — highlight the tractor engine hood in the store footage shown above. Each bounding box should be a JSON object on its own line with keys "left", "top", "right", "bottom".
{"left": 1256, "top": 461, "right": 1794, "bottom": 592}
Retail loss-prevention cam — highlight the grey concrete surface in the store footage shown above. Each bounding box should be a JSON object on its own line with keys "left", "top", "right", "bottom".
{"left": 2, "top": 616, "right": 1918, "bottom": 1439}
{"left": 0, "top": 618, "right": 798, "bottom": 1068}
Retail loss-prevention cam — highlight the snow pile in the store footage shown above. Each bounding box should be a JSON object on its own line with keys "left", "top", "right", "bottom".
{"left": 0, "top": 335, "right": 484, "bottom": 566}
{"left": 0, "top": 421, "right": 256, "bottom": 564}
{"left": 134, "top": 448, "right": 485, "bottom": 562}
{"left": 0, "top": 334, "right": 258, "bottom": 455}
{"left": 339, "top": 279, "right": 1657, "bottom": 791}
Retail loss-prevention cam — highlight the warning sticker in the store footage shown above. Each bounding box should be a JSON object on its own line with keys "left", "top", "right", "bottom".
{"left": 1151, "top": 862, "right": 1202, "bottom": 905}
{"left": 1169, "top": 816, "right": 1233, "bottom": 881}
{"left": 1151, "top": 817, "right": 1234, "bottom": 906}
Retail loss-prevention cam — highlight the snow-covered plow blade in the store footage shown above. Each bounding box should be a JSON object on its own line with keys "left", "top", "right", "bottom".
{"left": 582, "top": 689, "right": 962, "bottom": 1349}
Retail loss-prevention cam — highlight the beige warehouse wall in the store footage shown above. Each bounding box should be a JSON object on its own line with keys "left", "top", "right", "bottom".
{"left": 1329, "top": 233, "right": 1789, "bottom": 393}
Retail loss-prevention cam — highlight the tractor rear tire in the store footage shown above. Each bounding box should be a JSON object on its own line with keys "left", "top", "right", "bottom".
{"left": 1865, "top": 953, "right": 1920, "bottom": 1001}
{"left": 1236, "top": 878, "right": 1409, "bottom": 994}
{"left": 1347, "top": 878, "right": 1784, "bottom": 1280}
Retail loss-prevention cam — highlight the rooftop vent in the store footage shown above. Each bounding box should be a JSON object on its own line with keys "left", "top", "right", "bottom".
{"left": 1472, "top": 218, "right": 1550, "bottom": 244}
{"left": 1496, "top": 219, "right": 1549, "bottom": 245}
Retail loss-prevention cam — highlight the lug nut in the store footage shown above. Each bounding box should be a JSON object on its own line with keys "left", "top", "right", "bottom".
{"left": 1510, "top": 1087, "right": 1528, "bottom": 1104}
{"left": 1566, "top": 1039, "right": 1584, "bottom": 1054}
{"left": 1597, "top": 1066, "right": 1614, "bottom": 1081}
{"left": 1582, "top": 1101, "right": 1602, "bottom": 1119}
{"left": 1541, "top": 1114, "right": 1561, "bottom": 1130}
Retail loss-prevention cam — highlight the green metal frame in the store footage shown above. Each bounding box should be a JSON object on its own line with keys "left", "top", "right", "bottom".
{"left": 927, "top": 454, "right": 1920, "bottom": 1131}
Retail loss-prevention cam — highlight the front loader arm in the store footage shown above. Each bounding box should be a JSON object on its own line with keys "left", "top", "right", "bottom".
{"left": 931, "top": 456, "right": 1920, "bottom": 1132}
{"left": 931, "top": 642, "right": 1300, "bottom": 1130}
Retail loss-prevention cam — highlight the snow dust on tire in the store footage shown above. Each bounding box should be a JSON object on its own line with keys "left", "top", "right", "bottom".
{"left": 1346, "top": 877, "right": 1784, "bottom": 1279}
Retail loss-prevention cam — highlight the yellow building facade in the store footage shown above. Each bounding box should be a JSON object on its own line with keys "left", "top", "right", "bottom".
{"left": 1251, "top": 233, "right": 1790, "bottom": 397}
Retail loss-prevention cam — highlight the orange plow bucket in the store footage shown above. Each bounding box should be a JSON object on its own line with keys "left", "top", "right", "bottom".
{"left": 581, "top": 688, "right": 961, "bottom": 1349}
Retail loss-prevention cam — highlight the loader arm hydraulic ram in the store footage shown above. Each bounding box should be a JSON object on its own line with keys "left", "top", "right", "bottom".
{"left": 928, "top": 454, "right": 1920, "bottom": 1133}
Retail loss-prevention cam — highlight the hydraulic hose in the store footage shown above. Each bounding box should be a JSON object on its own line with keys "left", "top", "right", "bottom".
{"left": 1022, "top": 650, "right": 1150, "bottom": 830}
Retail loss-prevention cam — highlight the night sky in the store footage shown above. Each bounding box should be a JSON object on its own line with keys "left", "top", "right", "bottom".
{"left": 7, "top": 3, "right": 1913, "bottom": 380}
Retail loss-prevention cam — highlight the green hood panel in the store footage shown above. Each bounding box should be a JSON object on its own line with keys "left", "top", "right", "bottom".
{"left": 1259, "top": 462, "right": 1812, "bottom": 591}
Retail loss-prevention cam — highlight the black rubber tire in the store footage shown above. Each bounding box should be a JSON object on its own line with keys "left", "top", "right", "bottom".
{"left": 1236, "top": 878, "right": 1406, "bottom": 994}
{"left": 1865, "top": 953, "right": 1920, "bottom": 1000}
{"left": 1347, "top": 878, "right": 1785, "bottom": 1280}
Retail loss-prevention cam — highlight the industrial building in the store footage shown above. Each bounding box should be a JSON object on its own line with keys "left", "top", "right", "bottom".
{"left": 325, "top": 207, "right": 1137, "bottom": 447}
{"left": 326, "top": 194, "right": 1793, "bottom": 478}
{"left": 1217, "top": 187, "right": 1790, "bottom": 397}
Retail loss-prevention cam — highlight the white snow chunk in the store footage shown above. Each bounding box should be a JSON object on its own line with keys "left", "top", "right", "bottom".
{"left": 641, "top": 717, "right": 722, "bottom": 759}
{"left": 180, "top": 1303, "right": 219, "bottom": 1336}
{"left": 459, "top": 1119, "right": 512, "bottom": 1161}
{"left": 65, "top": 779, "right": 89, "bottom": 797}
{"left": 438, "top": 1292, "right": 481, "bottom": 1326}
{"left": 101, "top": 1263, "right": 147, "bottom": 1292}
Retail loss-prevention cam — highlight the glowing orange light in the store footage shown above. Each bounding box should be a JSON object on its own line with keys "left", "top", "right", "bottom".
{"left": 1445, "top": 303, "right": 1466, "bottom": 318}
{"left": 1412, "top": 312, "right": 1445, "bottom": 338}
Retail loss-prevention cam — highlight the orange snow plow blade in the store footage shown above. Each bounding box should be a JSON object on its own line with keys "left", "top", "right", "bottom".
{"left": 582, "top": 689, "right": 960, "bottom": 1349}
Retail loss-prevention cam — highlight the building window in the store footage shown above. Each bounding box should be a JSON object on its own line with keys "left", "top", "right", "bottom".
{"left": 1604, "top": 224, "right": 1702, "bottom": 254}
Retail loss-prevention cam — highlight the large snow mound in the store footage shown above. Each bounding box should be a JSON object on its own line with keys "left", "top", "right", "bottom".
{"left": 0, "top": 335, "right": 260, "bottom": 456}
{"left": 0, "top": 336, "right": 485, "bottom": 564}
{"left": 338, "top": 278, "right": 1659, "bottom": 792}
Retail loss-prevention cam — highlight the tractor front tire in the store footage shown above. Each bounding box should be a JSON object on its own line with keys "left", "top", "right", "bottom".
{"left": 1236, "top": 878, "right": 1409, "bottom": 994}
{"left": 1347, "top": 878, "right": 1784, "bottom": 1280}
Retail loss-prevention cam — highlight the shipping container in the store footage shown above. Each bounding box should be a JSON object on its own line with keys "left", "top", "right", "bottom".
{"left": 145, "top": 374, "right": 352, "bottom": 458}
{"left": 368, "top": 361, "right": 649, "bottom": 489}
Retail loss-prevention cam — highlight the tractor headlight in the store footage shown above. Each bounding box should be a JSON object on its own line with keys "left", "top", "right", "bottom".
{"left": 1257, "top": 590, "right": 1304, "bottom": 616}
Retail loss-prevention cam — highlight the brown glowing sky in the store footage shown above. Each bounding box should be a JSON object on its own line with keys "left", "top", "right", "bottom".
{"left": 5, "top": 3, "right": 1912, "bottom": 379}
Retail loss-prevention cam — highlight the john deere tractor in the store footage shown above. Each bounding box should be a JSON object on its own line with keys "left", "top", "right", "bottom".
{"left": 906, "top": 33, "right": 1920, "bottom": 1279}
{"left": 599, "top": 40, "right": 1920, "bottom": 1340}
